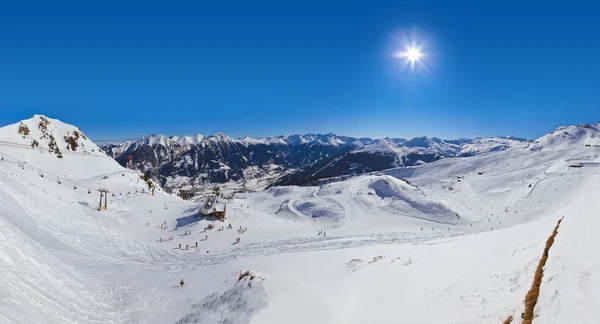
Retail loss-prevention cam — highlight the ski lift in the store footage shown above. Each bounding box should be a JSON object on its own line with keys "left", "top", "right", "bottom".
{"left": 73, "top": 185, "right": 77, "bottom": 190}
{"left": 39, "top": 172, "right": 44, "bottom": 178}
{"left": 57, "top": 179, "right": 61, "bottom": 184}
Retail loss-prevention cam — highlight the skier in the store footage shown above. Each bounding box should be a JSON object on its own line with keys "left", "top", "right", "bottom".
{"left": 205, "top": 235, "right": 208, "bottom": 240}
{"left": 178, "top": 243, "right": 181, "bottom": 249}
{"left": 323, "top": 231, "right": 326, "bottom": 236}
{"left": 195, "top": 242, "right": 198, "bottom": 247}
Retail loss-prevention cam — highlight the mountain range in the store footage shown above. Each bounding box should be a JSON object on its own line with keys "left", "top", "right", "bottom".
{"left": 99, "top": 131, "right": 530, "bottom": 190}
{"left": 1, "top": 115, "right": 599, "bottom": 194}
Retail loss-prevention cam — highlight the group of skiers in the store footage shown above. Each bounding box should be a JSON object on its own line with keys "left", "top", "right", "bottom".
{"left": 318, "top": 229, "right": 326, "bottom": 236}
{"left": 152, "top": 217, "right": 248, "bottom": 250}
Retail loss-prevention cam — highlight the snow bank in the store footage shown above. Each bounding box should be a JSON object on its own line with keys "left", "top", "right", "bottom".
{"left": 175, "top": 277, "right": 267, "bottom": 324}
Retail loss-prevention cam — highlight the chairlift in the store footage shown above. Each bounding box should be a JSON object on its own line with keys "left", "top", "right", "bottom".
{"left": 57, "top": 179, "right": 61, "bottom": 184}
{"left": 39, "top": 172, "right": 44, "bottom": 178}
{"left": 73, "top": 185, "right": 77, "bottom": 190}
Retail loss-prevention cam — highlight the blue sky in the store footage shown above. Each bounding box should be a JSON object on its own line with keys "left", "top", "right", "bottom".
{"left": 0, "top": 1, "right": 598, "bottom": 141}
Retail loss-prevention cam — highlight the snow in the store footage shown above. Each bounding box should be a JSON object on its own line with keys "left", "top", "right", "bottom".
{"left": 526, "top": 123, "right": 600, "bottom": 151}
{"left": 1, "top": 115, "right": 600, "bottom": 323}
{"left": 214, "top": 203, "right": 226, "bottom": 213}
{"left": 172, "top": 134, "right": 206, "bottom": 147}
{"left": 353, "top": 136, "right": 527, "bottom": 160}
{"left": 175, "top": 276, "right": 268, "bottom": 324}
{"left": 535, "top": 172, "right": 600, "bottom": 324}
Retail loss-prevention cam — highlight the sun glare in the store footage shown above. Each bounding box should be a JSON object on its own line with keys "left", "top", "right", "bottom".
{"left": 394, "top": 42, "right": 426, "bottom": 72}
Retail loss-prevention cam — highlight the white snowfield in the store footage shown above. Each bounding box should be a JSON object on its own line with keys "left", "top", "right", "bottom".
{"left": 1, "top": 116, "right": 599, "bottom": 324}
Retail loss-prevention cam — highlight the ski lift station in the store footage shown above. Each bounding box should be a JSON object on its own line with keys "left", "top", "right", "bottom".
{"left": 199, "top": 195, "right": 227, "bottom": 221}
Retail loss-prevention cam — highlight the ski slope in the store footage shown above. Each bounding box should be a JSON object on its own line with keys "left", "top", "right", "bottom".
{"left": 1, "top": 117, "right": 600, "bottom": 323}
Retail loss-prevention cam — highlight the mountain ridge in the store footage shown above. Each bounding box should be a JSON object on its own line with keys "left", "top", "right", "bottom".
{"left": 4, "top": 114, "right": 598, "bottom": 192}
{"left": 100, "top": 130, "right": 532, "bottom": 189}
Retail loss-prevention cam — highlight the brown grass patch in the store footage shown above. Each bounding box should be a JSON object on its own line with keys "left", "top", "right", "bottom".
{"left": 18, "top": 123, "right": 30, "bottom": 137}
{"left": 521, "top": 217, "right": 563, "bottom": 324}
{"left": 38, "top": 116, "right": 50, "bottom": 138}
{"left": 64, "top": 135, "right": 79, "bottom": 151}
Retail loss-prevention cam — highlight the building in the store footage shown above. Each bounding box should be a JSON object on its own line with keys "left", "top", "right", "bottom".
{"left": 212, "top": 203, "right": 227, "bottom": 221}
{"left": 199, "top": 195, "right": 227, "bottom": 221}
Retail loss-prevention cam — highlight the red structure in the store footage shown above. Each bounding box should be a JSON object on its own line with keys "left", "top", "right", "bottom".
{"left": 127, "top": 154, "right": 134, "bottom": 169}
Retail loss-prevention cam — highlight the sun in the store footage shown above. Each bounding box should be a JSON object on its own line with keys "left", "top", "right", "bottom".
{"left": 394, "top": 43, "right": 426, "bottom": 71}
{"left": 405, "top": 46, "right": 423, "bottom": 63}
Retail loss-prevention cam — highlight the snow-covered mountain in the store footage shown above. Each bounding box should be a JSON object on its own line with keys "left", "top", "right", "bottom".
{"left": 0, "top": 114, "right": 102, "bottom": 156}
{"left": 524, "top": 122, "right": 600, "bottom": 151}
{"left": 101, "top": 132, "right": 529, "bottom": 189}
{"left": 0, "top": 114, "right": 123, "bottom": 178}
